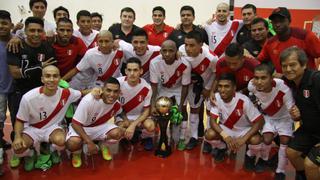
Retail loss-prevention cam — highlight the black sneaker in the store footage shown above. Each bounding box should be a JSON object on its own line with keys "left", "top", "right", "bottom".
{"left": 211, "top": 148, "right": 218, "bottom": 157}
{"left": 268, "top": 153, "right": 279, "bottom": 171}
{"left": 275, "top": 172, "right": 286, "bottom": 180}
{"left": 244, "top": 155, "right": 256, "bottom": 171}
{"left": 202, "top": 141, "right": 212, "bottom": 153}
{"left": 186, "top": 137, "right": 198, "bottom": 150}
{"left": 214, "top": 148, "right": 227, "bottom": 163}
{"left": 255, "top": 158, "right": 268, "bottom": 173}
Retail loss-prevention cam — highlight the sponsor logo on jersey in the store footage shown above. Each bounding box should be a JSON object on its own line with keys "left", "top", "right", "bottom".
{"left": 303, "top": 89, "right": 310, "bottom": 98}
{"left": 67, "top": 49, "right": 72, "bottom": 56}
{"left": 244, "top": 75, "right": 250, "bottom": 81}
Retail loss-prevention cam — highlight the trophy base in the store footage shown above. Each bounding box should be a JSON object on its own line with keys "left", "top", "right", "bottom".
{"left": 154, "top": 146, "right": 172, "bottom": 158}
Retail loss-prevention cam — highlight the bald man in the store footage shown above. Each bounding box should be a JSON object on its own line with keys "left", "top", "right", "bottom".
{"left": 63, "top": 30, "right": 124, "bottom": 88}
{"left": 150, "top": 40, "right": 191, "bottom": 150}
{"left": 11, "top": 65, "right": 82, "bottom": 171}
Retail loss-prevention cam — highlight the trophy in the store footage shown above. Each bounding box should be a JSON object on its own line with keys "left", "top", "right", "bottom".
{"left": 154, "top": 96, "right": 172, "bottom": 158}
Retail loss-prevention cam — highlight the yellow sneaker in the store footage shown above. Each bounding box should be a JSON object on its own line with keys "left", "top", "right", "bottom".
{"left": 101, "top": 145, "right": 112, "bottom": 161}
{"left": 72, "top": 153, "right": 82, "bottom": 168}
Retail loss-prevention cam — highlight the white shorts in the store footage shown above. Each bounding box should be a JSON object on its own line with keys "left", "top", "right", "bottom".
{"left": 262, "top": 117, "right": 293, "bottom": 137}
{"left": 66, "top": 123, "right": 118, "bottom": 141}
{"left": 187, "top": 85, "right": 204, "bottom": 108}
{"left": 23, "top": 124, "right": 63, "bottom": 144}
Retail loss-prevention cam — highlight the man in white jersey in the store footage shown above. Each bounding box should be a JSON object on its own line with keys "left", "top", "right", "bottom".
{"left": 115, "top": 29, "right": 160, "bottom": 82}
{"left": 178, "top": 31, "right": 218, "bottom": 150}
{"left": 12, "top": 65, "right": 82, "bottom": 171}
{"left": 66, "top": 77, "right": 124, "bottom": 168}
{"left": 205, "top": 73, "right": 265, "bottom": 166}
{"left": 63, "top": 30, "right": 124, "bottom": 89}
{"left": 150, "top": 40, "right": 191, "bottom": 150}
{"left": 204, "top": 3, "right": 242, "bottom": 57}
{"left": 116, "top": 57, "right": 154, "bottom": 151}
{"left": 248, "top": 64, "right": 296, "bottom": 178}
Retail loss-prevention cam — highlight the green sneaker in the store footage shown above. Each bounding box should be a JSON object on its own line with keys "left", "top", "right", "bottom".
{"left": 35, "top": 154, "right": 52, "bottom": 171}
{"left": 177, "top": 139, "right": 186, "bottom": 151}
{"left": 101, "top": 145, "right": 112, "bottom": 161}
{"left": 24, "top": 153, "right": 36, "bottom": 171}
{"left": 51, "top": 151, "right": 61, "bottom": 164}
{"left": 72, "top": 153, "right": 82, "bottom": 168}
{"left": 10, "top": 154, "right": 20, "bottom": 168}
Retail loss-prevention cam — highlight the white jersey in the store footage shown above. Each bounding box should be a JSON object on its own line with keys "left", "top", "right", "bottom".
{"left": 16, "top": 19, "right": 56, "bottom": 39}
{"left": 72, "top": 93, "right": 122, "bottom": 127}
{"left": 119, "top": 40, "right": 160, "bottom": 82}
{"left": 179, "top": 45, "right": 218, "bottom": 90}
{"left": 73, "top": 29, "right": 99, "bottom": 48}
{"left": 16, "top": 87, "right": 81, "bottom": 129}
{"left": 248, "top": 78, "right": 295, "bottom": 120}
{"left": 117, "top": 76, "right": 152, "bottom": 120}
{"left": 150, "top": 55, "right": 191, "bottom": 100}
{"left": 210, "top": 92, "right": 263, "bottom": 131}
{"left": 75, "top": 47, "right": 124, "bottom": 85}
{"left": 204, "top": 20, "right": 243, "bottom": 57}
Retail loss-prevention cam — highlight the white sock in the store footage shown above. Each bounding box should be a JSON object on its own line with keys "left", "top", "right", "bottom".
{"left": 141, "top": 129, "right": 154, "bottom": 139}
{"left": 246, "top": 144, "right": 262, "bottom": 157}
{"left": 51, "top": 144, "right": 65, "bottom": 152}
{"left": 180, "top": 121, "right": 187, "bottom": 140}
{"left": 205, "top": 139, "right": 226, "bottom": 149}
{"left": 276, "top": 144, "right": 288, "bottom": 173}
{"left": 261, "top": 143, "right": 272, "bottom": 161}
{"left": 189, "top": 113, "right": 199, "bottom": 139}
{"left": 15, "top": 148, "right": 34, "bottom": 158}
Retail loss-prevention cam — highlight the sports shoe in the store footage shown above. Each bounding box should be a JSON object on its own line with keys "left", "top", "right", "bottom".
{"left": 244, "top": 155, "right": 256, "bottom": 171}
{"left": 144, "top": 138, "right": 154, "bottom": 151}
{"left": 275, "top": 172, "right": 286, "bottom": 180}
{"left": 214, "top": 148, "right": 227, "bottom": 163}
{"left": 120, "top": 139, "right": 132, "bottom": 151}
{"left": 186, "top": 137, "right": 198, "bottom": 150}
{"left": 177, "top": 139, "right": 186, "bottom": 151}
{"left": 51, "top": 151, "right": 61, "bottom": 164}
{"left": 72, "top": 153, "right": 82, "bottom": 168}
{"left": 101, "top": 145, "right": 112, "bottom": 161}
{"left": 24, "top": 152, "right": 36, "bottom": 171}
{"left": 255, "top": 158, "right": 268, "bottom": 173}
{"left": 202, "top": 141, "right": 212, "bottom": 153}
{"left": 10, "top": 154, "right": 20, "bottom": 168}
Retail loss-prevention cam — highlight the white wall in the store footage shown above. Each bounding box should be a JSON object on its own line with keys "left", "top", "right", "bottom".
{"left": 234, "top": 0, "right": 320, "bottom": 9}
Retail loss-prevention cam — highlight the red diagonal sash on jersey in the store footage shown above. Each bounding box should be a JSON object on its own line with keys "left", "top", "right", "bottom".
{"left": 263, "top": 91, "right": 285, "bottom": 116}
{"left": 97, "top": 51, "right": 123, "bottom": 81}
{"left": 213, "top": 21, "right": 240, "bottom": 57}
{"left": 87, "top": 34, "right": 98, "bottom": 49}
{"left": 85, "top": 102, "right": 121, "bottom": 127}
{"left": 31, "top": 88, "right": 71, "bottom": 128}
{"left": 142, "top": 51, "right": 160, "bottom": 75}
{"left": 223, "top": 99, "right": 244, "bottom": 129}
{"left": 163, "top": 63, "right": 187, "bottom": 88}
{"left": 192, "top": 58, "right": 210, "bottom": 75}
{"left": 122, "top": 87, "right": 149, "bottom": 113}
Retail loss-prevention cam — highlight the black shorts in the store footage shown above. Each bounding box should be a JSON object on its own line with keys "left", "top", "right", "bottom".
{"left": 307, "top": 145, "right": 320, "bottom": 166}
{"left": 288, "top": 127, "right": 320, "bottom": 155}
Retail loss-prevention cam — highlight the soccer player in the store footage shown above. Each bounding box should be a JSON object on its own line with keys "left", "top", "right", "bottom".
{"left": 150, "top": 40, "right": 191, "bottom": 150}
{"left": 11, "top": 65, "right": 82, "bottom": 171}
{"left": 53, "top": 6, "right": 69, "bottom": 23}
{"left": 91, "top": 12, "right": 103, "bottom": 31}
{"left": 143, "top": 6, "right": 174, "bottom": 46}
{"left": 116, "top": 57, "right": 154, "bottom": 150}
{"left": 66, "top": 77, "right": 124, "bottom": 168}
{"left": 206, "top": 73, "right": 265, "bottom": 166}
{"left": 248, "top": 64, "right": 296, "bottom": 178}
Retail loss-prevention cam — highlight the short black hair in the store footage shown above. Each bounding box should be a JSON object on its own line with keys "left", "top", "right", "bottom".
{"left": 76, "top": 10, "right": 91, "bottom": 21}
{"left": 120, "top": 7, "right": 135, "bottom": 19}
{"left": 251, "top": 17, "right": 268, "bottom": 29}
{"left": 218, "top": 73, "right": 236, "bottom": 86}
{"left": 180, "top": 5, "right": 195, "bottom": 16}
{"left": 126, "top": 57, "right": 142, "bottom": 67}
{"left": 91, "top": 12, "right": 103, "bottom": 21}
{"left": 104, "top": 77, "right": 120, "bottom": 87}
{"left": 280, "top": 46, "right": 308, "bottom": 66}
{"left": 185, "top": 30, "right": 203, "bottom": 44}
{"left": 57, "top": 17, "right": 73, "bottom": 26}
{"left": 29, "top": 0, "right": 47, "bottom": 9}
{"left": 152, "top": 6, "right": 166, "bottom": 16}
{"left": 53, "top": 6, "right": 69, "bottom": 19}
{"left": 241, "top": 4, "right": 257, "bottom": 14}
{"left": 25, "top": 16, "right": 44, "bottom": 28}
{"left": 0, "top": 10, "right": 11, "bottom": 21}
{"left": 254, "top": 64, "right": 273, "bottom": 76}
{"left": 225, "top": 43, "right": 244, "bottom": 57}
{"left": 132, "top": 28, "right": 148, "bottom": 40}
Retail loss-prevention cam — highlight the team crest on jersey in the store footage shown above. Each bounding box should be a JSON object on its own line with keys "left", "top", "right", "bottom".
{"left": 200, "top": 64, "right": 206, "bottom": 72}
{"left": 236, "top": 109, "right": 243, "bottom": 117}
{"left": 138, "top": 95, "right": 144, "bottom": 102}
{"left": 231, "top": 30, "right": 234, "bottom": 37}
{"left": 110, "top": 110, "right": 115, "bottom": 116}
{"left": 163, "top": 32, "right": 168, "bottom": 38}
{"left": 178, "top": 35, "right": 182, "bottom": 39}
{"left": 240, "top": 32, "right": 244, "bottom": 36}
{"left": 273, "top": 49, "right": 279, "bottom": 55}
{"left": 253, "top": 51, "right": 259, "bottom": 56}
{"left": 276, "top": 100, "right": 282, "bottom": 107}
{"left": 60, "top": 99, "right": 66, "bottom": 106}
{"left": 303, "top": 89, "right": 310, "bottom": 98}
{"left": 176, "top": 70, "right": 181, "bottom": 77}
{"left": 97, "top": 63, "right": 102, "bottom": 68}
{"left": 114, "top": 58, "right": 120, "bottom": 66}
{"left": 148, "top": 31, "right": 152, "bottom": 35}
{"left": 37, "top": 53, "right": 45, "bottom": 62}
{"left": 67, "top": 49, "right": 73, "bottom": 56}
{"left": 22, "top": 54, "right": 28, "bottom": 60}
{"left": 244, "top": 75, "right": 250, "bottom": 82}
{"left": 115, "top": 35, "right": 120, "bottom": 39}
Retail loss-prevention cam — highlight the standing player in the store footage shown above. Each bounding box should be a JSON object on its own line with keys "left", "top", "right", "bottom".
{"left": 150, "top": 40, "right": 191, "bottom": 150}
{"left": 116, "top": 57, "right": 154, "bottom": 150}
{"left": 206, "top": 73, "right": 265, "bottom": 166}
{"left": 91, "top": 12, "right": 103, "bottom": 31}
{"left": 11, "top": 65, "right": 82, "bottom": 171}
{"left": 248, "top": 64, "right": 296, "bottom": 178}
{"left": 52, "top": 6, "right": 69, "bottom": 23}
{"left": 66, "top": 77, "right": 124, "bottom": 168}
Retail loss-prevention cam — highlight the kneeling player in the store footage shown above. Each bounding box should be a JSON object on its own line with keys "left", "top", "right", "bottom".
{"left": 66, "top": 77, "right": 124, "bottom": 168}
